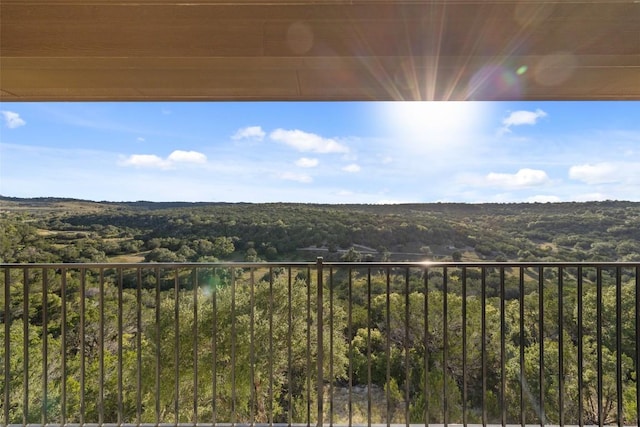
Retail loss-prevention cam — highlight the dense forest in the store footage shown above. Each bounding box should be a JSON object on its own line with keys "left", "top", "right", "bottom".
{"left": 1, "top": 197, "right": 639, "bottom": 423}
{"left": 2, "top": 196, "right": 640, "bottom": 264}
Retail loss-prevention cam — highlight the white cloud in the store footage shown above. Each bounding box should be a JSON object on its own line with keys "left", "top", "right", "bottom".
{"left": 1, "top": 111, "right": 26, "bottom": 129}
{"left": 569, "top": 162, "right": 620, "bottom": 184}
{"left": 119, "top": 150, "right": 207, "bottom": 169}
{"left": 486, "top": 168, "right": 551, "bottom": 188}
{"left": 342, "top": 163, "right": 361, "bottom": 173}
{"left": 499, "top": 109, "right": 547, "bottom": 135}
{"left": 137, "top": 137, "right": 145, "bottom": 142}
{"left": 270, "top": 129, "right": 349, "bottom": 153}
{"left": 232, "top": 126, "right": 265, "bottom": 141}
{"left": 295, "top": 157, "right": 319, "bottom": 168}
{"left": 119, "top": 154, "right": 169, "bottom": 169}
{"left": 167, "top": 150, "right": 207, "bottom": 164}
{"left": 503, "top": 109, "right": 547, "bottom": 126}
{"left": 278, "top": 172, "right": 312, "bottom": 183}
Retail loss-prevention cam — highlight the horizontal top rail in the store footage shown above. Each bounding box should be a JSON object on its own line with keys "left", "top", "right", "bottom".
{"left": 2, "top": 260, "right": 640, "bottom": 268}
{"left": 3, "top": 424, "right": 633, "bottom": 427}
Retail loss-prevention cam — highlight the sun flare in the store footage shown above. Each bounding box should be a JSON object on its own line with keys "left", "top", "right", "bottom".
{"left": 376, "top": 101, "right": 490, "bottom": 153}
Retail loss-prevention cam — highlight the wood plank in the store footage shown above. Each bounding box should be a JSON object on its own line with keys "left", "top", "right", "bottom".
{"left": 3, "top": 3, "right": 637, "bottom": 57}
{"left": 1, "top": 0, "right": 638, "bottom": 100}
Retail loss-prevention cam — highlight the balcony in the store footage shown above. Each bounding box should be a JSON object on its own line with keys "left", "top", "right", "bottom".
{"left": 2, "top": 260, "right": 639, "bottom": 426}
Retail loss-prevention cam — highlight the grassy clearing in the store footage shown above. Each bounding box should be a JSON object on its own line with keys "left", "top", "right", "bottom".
{"left": 109, "top": 253, "right": 146, "bottom": 263}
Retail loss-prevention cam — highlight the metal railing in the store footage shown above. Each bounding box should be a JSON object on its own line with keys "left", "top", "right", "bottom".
{"left": 1, "top": 260, "right": 639, "bottom": 426}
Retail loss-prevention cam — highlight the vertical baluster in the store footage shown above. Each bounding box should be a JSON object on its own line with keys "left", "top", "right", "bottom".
{"left": 3, "top": 268, "right": 10, "bottom": 425}
{"left": 615, "top": 267, "right": 622, "bottom": 425}
{"left": 577, "top": 267, "right": 584, "bottom": 427}
{"left": 481, "top": 266, "right": 487, "bottom": 426}
{"left": 117, "top": 268, "right": 124, "bottom": 424}
{"left": 316, "top": 257, "right": 324, "bottom": 427}
{"left": 348, "top": 267, "right": 353, "bottom": 427}
{"left": 270, "top": 267, "right": 275, "bottom": 427}
{"left": 174, "top": 268, "right": 180, "bottom": 424}
{"left": 155, "top": 267, "right": 161, "bottom": 424}
{"left": 519, "top": 267, "right": 525, "bottom": 426}
{"left": 306, "top": 266, "right": 311, "bottom": 425}
{"left": 211, "top": 267, "right": 218, "bottom": 425}
{"left": 329, "top": 266, "right": 334, "bottom": 427}
{"left": 596, "top": 267, "right": 603, "bottom": 427}
{"left": 462, "top": 267, "right": 467, "bottom": 427}
{"left": 79, "top": 268, "right": 86, "bottom": 424}
{"left": 500, "top": 266, "right": 506, "bottom": 427}
{"left": 61, "top": 268, "right": 67, "bottom": 424}
{"left": 193, "top": 267, "right": 199, "bottom": 425}
{"left": 385, "top": 267, "right": 391, "bottom": 426}
{"left": 287, "top": 267, "right": 293, "bottom": 426}
{"left": 231, "top": 267, "right": 236, "bottom": 425}
{"left": 42, "top": 268, "right": 48, "bottom": 425}
{"left": 443, "top": 267, "right": 448, "bottom": 425}
{"left": 405, "top": 267, "right": 410, "bottom": 427}
{"left": 558, "top": 267, "right": 564, "bottom": 426}
{"left": 136, "top": 267, "right": 142, "bottom": 424}
{"left": 636, "top": 265, "right": 640, "bottom": 426}
{"left": 367, "top": 267, "right": 372, "bottom": 427}
{"left": 250, "top": 268, "right": 255, "bottom": 424}
{"left": 538, "top": 266, "right": 545, "bottom": 425}
{"left": 99, "top": 268, "right": 104, "bottom": 424}
{"left": 22, "top": 268, "right": 29, "bottom": 424}
{"left": 424, "top": 268, "right": 430, "bottom": 424}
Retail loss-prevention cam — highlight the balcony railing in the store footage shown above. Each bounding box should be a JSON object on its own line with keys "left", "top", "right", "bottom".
{"left": 1, "top": 260, "right": 639, "bottom": 426}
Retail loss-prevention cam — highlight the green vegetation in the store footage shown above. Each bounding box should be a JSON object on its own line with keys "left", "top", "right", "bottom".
{"left": 2, "top": 197, "right": 640, "bottom": 264}
{"left": 1, "top": 264, "right": 638, "bottom": 423}
{"left": 1, "top": 197, "right": 639, "bottom": 423}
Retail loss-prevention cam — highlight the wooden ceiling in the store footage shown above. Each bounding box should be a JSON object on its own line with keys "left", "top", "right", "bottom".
{"left": 1, "top": 0, "right": 638, "bottom": 101}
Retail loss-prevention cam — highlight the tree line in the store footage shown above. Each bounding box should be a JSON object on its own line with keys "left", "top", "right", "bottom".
{"left": 1, "top": 198, "right": 640, "bottom": 264}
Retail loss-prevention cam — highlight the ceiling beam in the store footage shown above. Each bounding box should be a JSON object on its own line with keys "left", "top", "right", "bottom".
{"left": 1, "top": 1, "right": 638, "bottom": 101}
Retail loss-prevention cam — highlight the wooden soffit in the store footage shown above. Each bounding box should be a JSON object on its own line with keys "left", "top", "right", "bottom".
{"left": 1, "top": 0, "right": 639, "bottom": 101}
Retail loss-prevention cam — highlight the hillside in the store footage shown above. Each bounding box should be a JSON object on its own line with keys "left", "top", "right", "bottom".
{"left": 2, "top": 196, "right": 639, "bottom": 423}
{"left": 1, "top": 196, "right": 639, "bottom": 263}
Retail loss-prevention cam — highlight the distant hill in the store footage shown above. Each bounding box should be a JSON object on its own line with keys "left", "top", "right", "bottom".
{"left": 1, "top": 196, "right": 639, "bottom": 263}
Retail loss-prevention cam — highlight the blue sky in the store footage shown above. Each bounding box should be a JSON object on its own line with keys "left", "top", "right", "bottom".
{"left": 0, "top": 101, "right": 638, "bottom": 204}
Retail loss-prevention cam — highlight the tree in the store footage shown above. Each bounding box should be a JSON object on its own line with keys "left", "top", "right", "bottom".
{"left": 144, "top": 248, "right": 183, "bottom": 262}
{"left": 211, "top": 236, "right": 236, "bottom": 258}
{"left": 341, "top": 248, "right": 362, "bottom": 262}
{"left": 139, "top": 274, "right": 347, "bottom": 423}
{"left": 420, "top": 246, "right": 433, "bottom": 257}
{"left": 245, "top": 247, "right": 260, "bottom": 262}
